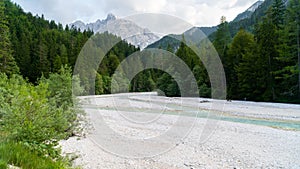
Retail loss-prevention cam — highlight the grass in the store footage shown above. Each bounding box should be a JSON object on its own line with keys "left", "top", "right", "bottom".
{"left": 0, "top": 141, "right": 71, "bottom": 169}
{"left": 0, "top": 160, "right": 7, "bottom": 169}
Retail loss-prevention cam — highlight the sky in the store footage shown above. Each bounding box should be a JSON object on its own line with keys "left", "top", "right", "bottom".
{"left": 11, "top": 0, "right": 260, "bottom": 27}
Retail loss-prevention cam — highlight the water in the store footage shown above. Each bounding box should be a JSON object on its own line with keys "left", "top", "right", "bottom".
{"left": 82, "top": 96, "right": 300, "bottom": 131}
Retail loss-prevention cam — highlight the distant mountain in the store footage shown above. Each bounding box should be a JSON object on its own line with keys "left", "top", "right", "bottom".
{"left": 70, "top": 14, "right": 160, "bottom": 49}
{"left": 146, "top": 26, "right": 217, "bottom": 50}
{"left": 147, "top": 0, "right": 274, "bottom": 50}
{"left": 233, "top": 1, "right": 264, "bottom": 22}
{"left": 199, "top": 26, "right": 218, "bottom": 36}
{"left": 227, "top": 0, "right": 273, "bottom": 36}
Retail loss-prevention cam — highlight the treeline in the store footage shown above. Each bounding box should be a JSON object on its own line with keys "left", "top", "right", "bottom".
{"left": 213, "top": 0, "right": 300, "bottom": 103}
{"left": 1, "top": 0, "right": 299, "bottom": 108}
{"left": 3, "top": 0, "right": 93, "bottom": 82}
{"left": 81, "top": 33, "right": 210, "bottom": 97}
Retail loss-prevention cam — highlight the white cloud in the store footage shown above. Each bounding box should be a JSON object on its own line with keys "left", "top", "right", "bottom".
{"left": 12, "top": 0, "right": 259, "bottom": 26}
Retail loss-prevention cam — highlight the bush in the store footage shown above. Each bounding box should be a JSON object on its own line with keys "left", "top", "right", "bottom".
{"left": 0, "top": 74, "right": 63, "bottom": 158}
{"left": 40, "top": 66, "right": 84, "bottom": 137}
{"left": 0, "top": 66, "right": 83, "bottom": 160}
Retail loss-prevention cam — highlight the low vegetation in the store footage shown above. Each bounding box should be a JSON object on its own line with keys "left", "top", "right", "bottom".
{"left": 0, "top": 67, "right": 83, "bottom": 169}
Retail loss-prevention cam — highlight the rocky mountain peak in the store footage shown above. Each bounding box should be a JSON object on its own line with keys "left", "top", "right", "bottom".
{"left": 69, "top": 14, "right": 160, "bottom": 49}
{"left": 106, "top": 13, "right": 116, "bottom": 21}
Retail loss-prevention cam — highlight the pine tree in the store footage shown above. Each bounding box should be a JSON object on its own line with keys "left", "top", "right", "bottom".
{"left": 255, "top": 18, "right": 278, "bottom": 101}
{"left": 228, "top": 29, "right": 254, "bottom": 99}
{"left": 213, "top": 16, "right": 232, "bottom": 59}
{"left": 213, "top": 16, "right": 232, "bottom": 99}
{"left": 0, "top": 0, "right": 19, "bottom": 76}
{"left": 254, "top": 0, "right": 286, "bottom": 101}
{"left": 236, "top": 31, "right": 268, "bottom": 101}
{"left": 271, "top": 0, "right": 286, "bottom": 28}
{"left": 276, "top": 0, "right": 300, "bottom": 100}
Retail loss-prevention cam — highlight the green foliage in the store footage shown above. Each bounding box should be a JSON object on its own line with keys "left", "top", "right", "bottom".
{"left": 236, "top": 32, "right": 268, "bottom": 101}
{"left": 0, "top": 160, "right": 7, "bottom": 169}
{"left": 275, "top": 0, "right": 300, "bottom": 99}
{"left": 1, "top": 75, "right": 53, "bottom": 158}
{"left": 157, "top": 72, "right": 180, "bottom": 97}
{"left": 213, "top": 18, "right": 232, "bottom": 60}
{"left": 95, "top": 73, "right": 104, "bottom": 95}
{"left": 0, "top": 66, "right": 82, "bottom": 161}
{"left": 193, "top": 65, "right": 211, "bottom": 97}
{"left": 227, "top": 29, "right": 254, "bottom": 99}
{"left": 0, "top": 0, "right": 19, "bottom": 76}
{"left": 3, "top": 0, "right": 92, "bottom": 82}
{"left": 147, "top": 36, "right": 181, "bottom": 50}
{"left": 271, "top": 0, "right": 286, "bottom": 27}
{"left": 40, "top": 66, "right": 84, "bottom": 138}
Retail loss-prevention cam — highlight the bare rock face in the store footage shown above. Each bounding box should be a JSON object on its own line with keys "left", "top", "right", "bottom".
{"left": 233, "top": 1, "right": 263, "bottom": 22}
{"left": 70, "top": 14, "right": 160, "bottom": 49}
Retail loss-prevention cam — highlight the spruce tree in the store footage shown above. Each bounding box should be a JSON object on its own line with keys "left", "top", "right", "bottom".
{"left": 276, "top": 0, "right": 300, "bottom": 100}
{"left": 228, "top": 29, "right": 254, "bottom": 99}
{"left": 0, "top": 0, "right": 19, "bottom": 76}
{"left": 271, "top": 0, "right": 286, "bottom": 27}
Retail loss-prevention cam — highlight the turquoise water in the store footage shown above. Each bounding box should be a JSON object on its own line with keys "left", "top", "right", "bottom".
{"left": 83, "top": 97, "right": 300, "bottom": 131}
{"left": 132, "top": 98, "right": 300, "bottom": 131}
{"left": 218, "top": 115, "right": 300, "bottom": 131}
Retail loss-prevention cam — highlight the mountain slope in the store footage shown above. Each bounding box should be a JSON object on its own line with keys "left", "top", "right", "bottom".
{"left": 233, "top": 1, "right": 264, "bottom": 22}
{"left": 227, "top": 0, "right": 274, "bottom": 36}
{"left": 146, "top": 26, "right": 217, "bottom": 50}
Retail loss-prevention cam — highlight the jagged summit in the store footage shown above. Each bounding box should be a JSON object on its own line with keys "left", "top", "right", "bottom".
{"left": 69, "top": 14, "right": 159, "bottom": 49}
{"left": 106, "top": 13, "right": 117, "bottom": 21}
{"left": 247, "top": 1, "right": 264, "bottom": 12}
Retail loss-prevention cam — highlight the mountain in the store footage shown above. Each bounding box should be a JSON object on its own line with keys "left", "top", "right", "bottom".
{"left": 70, "top": 14, "right": 160, "bottom": 49}
{"left": 233, "top": 1, "right": 264, "bottom": 22}
{"left": 71, "top": 13, "right": 117, "bottom": 32}
{"left": 146, "top": 26, "right": 217, "bottom": 50}
{"left": 146, "top": 0, "right": 272, "bottom": 50}
{"left": 227, "top": 0, "right": 274, "bottom": 36}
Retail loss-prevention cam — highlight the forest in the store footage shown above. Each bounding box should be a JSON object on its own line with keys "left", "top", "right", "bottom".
{"left": 0, "top": 0, "right": 299, "bottom": 167}
{"left": 1, "top": 0, "right": 299, "bottom": 103}
{"left": 213, "top": 0, "right": 300, "bottom": 103}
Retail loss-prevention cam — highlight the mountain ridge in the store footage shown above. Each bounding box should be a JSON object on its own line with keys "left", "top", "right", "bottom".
{"left": 146, "top": 0, "right": 273, "bottom": 50}
{"left": 233, "top": 1, "right": 264, "bottom": 22}
{"left": 70, "top": 14, "right": 159, "bottom": 49}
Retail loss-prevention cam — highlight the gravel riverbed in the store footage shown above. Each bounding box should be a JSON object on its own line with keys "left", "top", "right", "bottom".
{"left": 60, "top": 93, "right": 300, "bottom": 169}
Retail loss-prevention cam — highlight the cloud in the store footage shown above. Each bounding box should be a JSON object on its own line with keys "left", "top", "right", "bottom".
{"left": 12, "top": 0, "right": 259, "bottom": 26}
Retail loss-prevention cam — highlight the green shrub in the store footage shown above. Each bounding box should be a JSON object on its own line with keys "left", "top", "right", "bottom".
{"left": 40, "top": 66, "right": 84, "bottom": 137}
{"left": 0, "top": 66, "right": 83, "bottom": 159}
{"left": 0, "top": 74, "right": 62, "bottom": 158}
